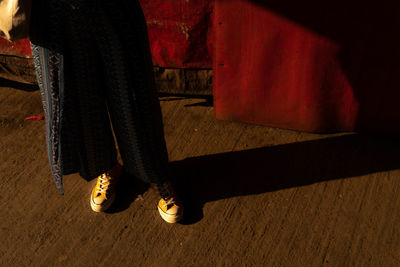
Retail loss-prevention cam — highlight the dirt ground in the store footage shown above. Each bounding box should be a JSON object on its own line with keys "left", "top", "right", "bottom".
{"left": 1, "top": 84, "right": 400, "bottom": 266}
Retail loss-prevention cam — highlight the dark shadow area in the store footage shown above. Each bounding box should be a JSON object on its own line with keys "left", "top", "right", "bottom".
{"left": 159, "top": 92, "right": 213, "bottom": 107}
{"left": 159, "top": 96, "right": 187, "bottom": 101}
{"left": 0, "top": 77, "right": 38, "bottom": 91}
{"left": 184, "top": 100, "right": 212, "bottom": 107}
{"left": 242, "top": 0, "right": 400, "bottom": 132}
{"left": 169, "top": 134, "right": 400, "bottom": 224}
{"left": 105, "top": 171, "right": 149, "bottom": 214}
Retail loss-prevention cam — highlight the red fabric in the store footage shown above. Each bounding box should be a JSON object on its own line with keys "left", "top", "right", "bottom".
{"left": 25, "top": 115, "right": 44, "bottom": 121}
{"left": 213, "top": 0, "right": 400, "bottom": 133}
{"left": 140, "top": 0, "right": 213, "bottom": 68}
{"left": 0, "top": 37, "right": 31, "bottom": 57}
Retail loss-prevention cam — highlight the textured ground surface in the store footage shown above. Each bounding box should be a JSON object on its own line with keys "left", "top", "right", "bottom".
{"left": 1, "top": 85, "right": 400, "bottom": 266}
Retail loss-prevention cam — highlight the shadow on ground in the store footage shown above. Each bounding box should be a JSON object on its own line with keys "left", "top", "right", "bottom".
{"left": 0, "top": 78, "right": 38, "bottom": 91}
{"left": 105, "top": 172, "right": 149, "bottom": 214}
{"left": 159, "top": 93, "right": 213, "bottom": 107}
{"left": 167, "top": 134, "right": 400, "bottom": 224}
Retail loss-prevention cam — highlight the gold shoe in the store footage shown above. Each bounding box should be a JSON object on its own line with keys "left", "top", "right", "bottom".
{"left": 157, "top": 181, "right": 183, "bottom": 223}
{"left": 90, "top": 164, "right": 122, "bottom": 212}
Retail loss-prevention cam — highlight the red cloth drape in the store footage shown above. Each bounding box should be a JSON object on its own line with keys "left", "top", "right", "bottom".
{"left": 140, "top": 0, "right": 213, "bottom": 68}
{"left": 0, "top": 38, "right": 32, "bottom": 57}
{"left": 214, "top": 0, "right": 400, "bottom": 133}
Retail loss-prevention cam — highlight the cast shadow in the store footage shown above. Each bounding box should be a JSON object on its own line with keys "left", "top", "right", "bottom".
{"left": 169, "top": 134, "right": 400, "bottom": 224}
{"left": 0, "top": 78, "right": 38, "bottom": 91}
{"left": 105, "top": 171, "right": 149, "bottom": 214}
{"left": 159, "top": 93, "right": 213, "bottom": 107}
{"left": 243, "top": 0, "right": 400, "bottom": 132}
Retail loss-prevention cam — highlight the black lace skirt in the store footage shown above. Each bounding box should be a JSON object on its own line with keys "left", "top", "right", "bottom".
{"left": 30, "top": 0, "right": 169, "bottom": 193}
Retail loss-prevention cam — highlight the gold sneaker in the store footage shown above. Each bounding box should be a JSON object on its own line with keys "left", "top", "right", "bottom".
{"left": 90, "top": 164, "right": 122, "bottom": 212}
{"left": 157, "top": 181, "right": 183, "bottom": 223}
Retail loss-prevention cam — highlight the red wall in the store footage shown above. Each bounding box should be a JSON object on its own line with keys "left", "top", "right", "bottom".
{"left": 214, "top": 0, "right": 400, "bottom": 133}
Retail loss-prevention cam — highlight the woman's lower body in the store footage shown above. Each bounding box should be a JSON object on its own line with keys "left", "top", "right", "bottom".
{"left": 29, "top": 0, "right": 182, "bottom": 222}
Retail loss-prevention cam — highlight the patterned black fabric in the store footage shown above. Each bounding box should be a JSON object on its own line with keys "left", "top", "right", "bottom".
{"left": 30, "top": 0, "right": 169, "bottom": 193}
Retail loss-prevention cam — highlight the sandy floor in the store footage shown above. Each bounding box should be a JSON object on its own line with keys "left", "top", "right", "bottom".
{"left": 1, "top": 85, "right": 400, "bottom": 266}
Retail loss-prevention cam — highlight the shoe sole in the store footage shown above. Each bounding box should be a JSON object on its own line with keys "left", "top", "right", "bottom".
{"left": 90, "top": 191, "right": 115, "bottom": 212}
{"left": 157, "top": 206, "right": 183, "bottom": 223}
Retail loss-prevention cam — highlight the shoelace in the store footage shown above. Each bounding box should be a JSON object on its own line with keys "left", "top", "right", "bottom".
{"left": 157, "top": 182, "right": 180, "bottom": 209}
{"left": 163, "top": 197, "right": 177, "bottom": 209}
{"left": 95, "top": 173, "right": 112, "bottom": 195}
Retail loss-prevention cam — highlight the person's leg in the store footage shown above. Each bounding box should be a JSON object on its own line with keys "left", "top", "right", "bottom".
{"left": 29, "top": 0, "right": 68, "bottom": 193}
{"left": 94, "top": 1, "right": 168, "bottom": 185}
{"left": 30, "top": 0, "right": 120, "bottom": 200}
{"left": 61, "top": 0, "right": 122, "bottom": 211}
{"left": 90, "top": 0, "right": 183, "bottom": 222}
